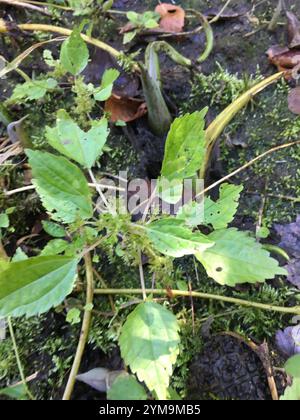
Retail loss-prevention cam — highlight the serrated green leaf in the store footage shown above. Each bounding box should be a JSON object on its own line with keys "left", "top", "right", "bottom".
{"left": 146, "top": 218, "right": 214, "bottom": 258}
{"left": 0, "top": 213, "right": 9, "bottom": 228}
{"left": 196, "top": 228, "right": 287, "bottom": 286}
{"left": 40, "top": 239, "right": 69, "bottom": 256}
{"left": 46, "top": 110, "right": 108, "bottom": 168}
{"left": 94, "top": 68, "right": 120, "bottom": 101}
{"left": 119, "top": 302, "right": 180, "bottom": 400}
{"left": 161, "top": 109, "right": 208, "bottom": 182}
{"left": 204, "top": 183, "right": 243, "bottom": 229}
{"left": 26, "top": 150, "right": 93, "bottom": 223}
{"left": 280, "top": 378, "right": 300, "bottom": 400}
{"left": 107, "top": 374, "right": 147, "bottom": 400}
{"left": 42, "top": 221, "right": 66, "bottom": 238}
{"left": 60, "top": 27, "right": 89, "bottom": 75}
{"left": 8, "top": 78, "right": 57, "bottom": 103}
{"left": 285, "top": 355, "right": 300, "bottom": 378}
{"left": 0, "top": 256, "right": 78, "bottom": 317}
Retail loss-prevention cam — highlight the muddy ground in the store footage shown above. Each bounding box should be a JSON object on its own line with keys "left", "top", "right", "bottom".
{"left": 0, "top": 0, "right": 299, "bottom": 400}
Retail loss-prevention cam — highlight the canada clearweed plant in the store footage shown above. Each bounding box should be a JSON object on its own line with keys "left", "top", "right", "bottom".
{"left": 1, "top": 13, "right": 300, "bottom": 401}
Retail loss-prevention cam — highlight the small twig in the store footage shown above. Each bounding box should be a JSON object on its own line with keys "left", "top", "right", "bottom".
{"left": 0, "top": 0, "right": 50, "bottom": 15}
{"left": 4, "top": 182, "right": 124, "bottom": 197}
{"left": 246, "top": 191, "right": 300, "bottom": 203}
{"left": 62, "top": 252, "right": 94, "bottom": 400}
{"left": 195, "top": 140, "right": 300, "bottom": 200}
{"left": 256, "top": 178, "right": 268, "bottom": 237}
{"left": 8, "top": 318, "right": 35, "bottom": 400}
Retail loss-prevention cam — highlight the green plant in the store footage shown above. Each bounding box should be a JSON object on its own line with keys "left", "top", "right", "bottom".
{"left": 123, "top": 11, "right": 161, "bottom": 44}
{"left": 1, "top": 19, "right": 299, "bottom": 402}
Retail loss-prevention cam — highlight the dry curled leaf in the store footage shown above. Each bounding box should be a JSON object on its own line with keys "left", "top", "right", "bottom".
{"left": 267, "top": 45, "right": 300, "bottom": 78}
{"left": 105, "top": 94, "right": 147, "bottom": 123}
{"left": 288, "top": 87, "right": 300, "bottom": 115}
{"left": 155, "top": 3, "right": 185, "bottom": 33}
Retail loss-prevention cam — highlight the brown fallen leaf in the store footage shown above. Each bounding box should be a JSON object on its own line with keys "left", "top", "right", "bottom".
{"left": 155, "top": 3, "right": 185, "bottom": 33}
{"left": 267, "top": 45, "right": 300, "bottom": 78}
{"left": 287, "top": 11, "right": 300, "bottom": 49}
{"left": 288, "top": 86, "right": 300, "bottom": 114}
{"left": 105, "top": 94, "right": 147, "bottom": 123}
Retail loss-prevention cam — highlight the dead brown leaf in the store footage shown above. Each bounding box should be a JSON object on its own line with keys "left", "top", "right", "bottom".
{"left": 105, "top": 94, "right": 147, "bottom": 123}
{"left": 267, "top": 45, "right": 300, "bottom": 78}
{"left": 288, "top": 86, "right": 300, "bottom": 114}
{"left": 155, "top": 3, "right": 185, "bottom": 33}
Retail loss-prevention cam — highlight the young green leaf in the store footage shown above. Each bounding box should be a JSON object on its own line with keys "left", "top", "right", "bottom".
{"left": 26, "top": 150, "right": 93, "bottom": 223}
{"left": 285, "top": 355, "right": 300, "bottom": 378}
{"left": 7, "top": 78, "right": 57, "bottom": 103}
{"left": 195, "top": 228, "right": 287, "bottom": 286}
{"left": 0, "top": 256, "right": 78, "bottom": 317}
{"left": 40, "top": 239, "right": 69, "bottom": 256}
{"left": 123, "top": 30, "right": 137, "bottom": 44}
{"left": 94, "top": 68, "right": 120, "bottom": 101}
{"left": 12, "top": 248, "right": 28, "bottom": 262}
{"left": 60, "top": 27, "right": 89, "bottom": 75}
{"left": 204, "top": 183, "right": 243, "bottom": 229}
{"left": 66, "top": 307, "right": 81, "bottom": 325}
{"left": 119, "top": 302, "right": 180, "bottom": 400}
{"left": 146, "top": 218, "right": 214, "bottom": 258}
{"left": 0, "top": 213, "right": 9, "bottom": 228}
{"left": 107, "top": 374, "right": 147, "bottom": 400}
{"left": 280, "top": 378, "right": 300, "bottom": 400}
{"left": 160, "top": 109, "right": 208, "bottom": 182}
{"left": 42, "top": 221, "right": 66, "bottom": 238}
{"left": 46, "top": 110, "right": 109, "bottom": 168}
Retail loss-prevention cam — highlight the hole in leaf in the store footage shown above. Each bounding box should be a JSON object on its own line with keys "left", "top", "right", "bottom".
{"left": 216, "top": 267, "right": 223, "bottom": 272}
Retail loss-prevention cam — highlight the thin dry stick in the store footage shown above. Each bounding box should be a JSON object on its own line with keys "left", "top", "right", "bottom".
{"left": 0, "top": 0, "right": 50, "bottom": 15}
{"left": 195, "top": 140, "right": 300, "bottom": 200}
{"left": 93, "top": 288, "right": 300, "bottom": 316}
{"left": 62, "top": 252, "right": 94, "bottom": 401}
{"left": 3, "top": 182, "right": 124, "bottom": 197}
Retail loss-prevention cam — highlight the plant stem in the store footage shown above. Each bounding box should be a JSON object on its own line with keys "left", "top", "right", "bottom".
{"left": 201, "top": 71, "right": 284, "bottom": 178}
{"left": 138, "top": 250, "right": 146, "bottom": 301}
{"left": 62, "top": 252, "right": 94, "bottom": 400}
{"left": 93, "top": 288, "right": 300, "bottom": 316}
{"left": 7, "top": 317, "right": 35, "bottom": 400}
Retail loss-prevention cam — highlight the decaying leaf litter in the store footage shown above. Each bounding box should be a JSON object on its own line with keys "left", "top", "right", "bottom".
{"left": 0, "top": 0, "right": 300, "bottom": 401}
